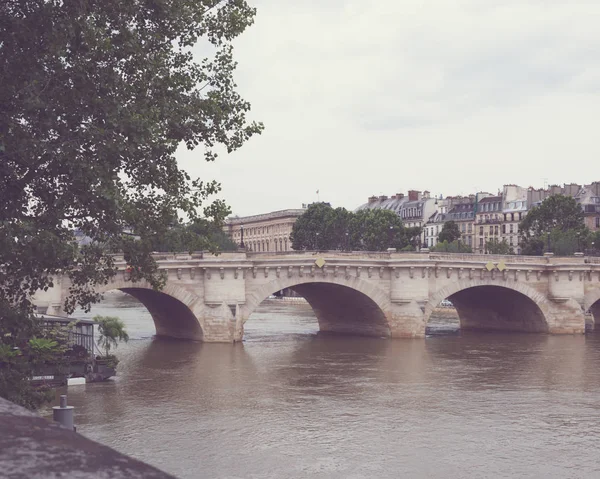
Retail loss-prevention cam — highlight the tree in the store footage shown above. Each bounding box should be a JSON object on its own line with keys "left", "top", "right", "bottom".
{"left": 290, "top": 203, "right": 353, "bottom": 251}
{"left": 1, "top": 1, "right": 261, "bottom": 408}
{"left": 431, "top": 240, "right": 473, "bottom": 253}
{"left": 150, "top": 219, "right": 238, "bottom": 252}
{"left": 348, "top": 209, "right": 409, "bottom": 251}
{"left": 290, "top": 205, "right": 414, "bottom": 251}
{"left": 485, "top": 239, "right": 513, "bottom": 255}
{"left": 519, "top": 195, "right": 586, "bottom": 255}
{"left": 95, "top": 316, "right": 129, "bottom": 358}
{"left": 437, "top": 221, "right": 461, "bottom": 244}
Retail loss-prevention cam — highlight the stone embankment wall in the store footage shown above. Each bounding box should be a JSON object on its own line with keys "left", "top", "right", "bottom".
{"left": 0, "top": 397, "right": 174, "bottom": 478}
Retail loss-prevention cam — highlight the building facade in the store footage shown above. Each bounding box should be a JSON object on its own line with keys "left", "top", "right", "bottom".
{"left": 475, "top": 194, "right": 503, "bottom": 254}
{"left": 576, "top": 182, "right": 600, "bottom": 231}
{"left": 501, "top": 185, "right": 528, "bottom": 254}
{"left": 223, "top": 208, "right": 306, "bottom": 252}
{"left": 446, "top": 199, "right": 477, "bottom": 248}
{"left": 423, "top": 196, "right": 476, "bottom": 249}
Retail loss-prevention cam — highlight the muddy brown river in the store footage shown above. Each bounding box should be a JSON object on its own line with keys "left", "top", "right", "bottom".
{"left": 45, "top": 292, "right": 600, "bottom": 478}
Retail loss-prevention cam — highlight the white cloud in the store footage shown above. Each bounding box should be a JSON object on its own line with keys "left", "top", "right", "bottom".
{"left": 177, "top": 0, "right": 600, "bottom": 216}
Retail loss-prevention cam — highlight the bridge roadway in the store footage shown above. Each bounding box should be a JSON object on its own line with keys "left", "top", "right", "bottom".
{"left": 34, "top": 251, "right": 600, "bottom": 342}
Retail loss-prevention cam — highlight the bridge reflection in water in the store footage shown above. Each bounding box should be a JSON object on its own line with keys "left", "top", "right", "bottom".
{"left": 60, "top": 292, "right": 600, "bottom": 479}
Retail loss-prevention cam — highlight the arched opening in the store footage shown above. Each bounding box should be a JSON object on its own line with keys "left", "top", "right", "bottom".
{"left": 120, "top": 288, "right": 203, "bottom": 340}
{"left": 426, "top": 285, "right": 549, "bottom": 334}
{"left": 243, "top": 282, "right": 391, "bottom": 340}
{"left": 584, "top": 294, "right": 600, "bottom": 332}
{"left": 76, "top": 288, "right": 203, "bottom": 341}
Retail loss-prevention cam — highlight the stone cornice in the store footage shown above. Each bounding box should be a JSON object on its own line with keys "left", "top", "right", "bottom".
{"left": 225, "top": 209, "right": 306, "bottom": 225}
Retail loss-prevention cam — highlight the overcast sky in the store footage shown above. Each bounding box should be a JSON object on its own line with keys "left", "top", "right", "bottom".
{"left": 176, "top": 0, "right": 600, "bottom": 217}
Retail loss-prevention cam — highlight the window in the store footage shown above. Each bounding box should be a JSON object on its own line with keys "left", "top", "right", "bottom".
{"left": 597, "top": 217, "right": 600, "bottom": 228}
{"left": 468, "top": 224, "right": 472, "bottom": 233}
{"left": 494, "top": 226, "right": 499, "bottom": 235}
{"left": 479, "top": 238, "right": 484, "bottom": 247}
{"left": 502, "top": 224, "right": 506, "bottom": 234}
{"left": 509, "top": 236, "right": 513, "bottom": 245}
{"left": 479, "top": 226, "right": 484, "bottom": 235}
{"left": 510, "top": 224, "right": 514, "bottom": 233}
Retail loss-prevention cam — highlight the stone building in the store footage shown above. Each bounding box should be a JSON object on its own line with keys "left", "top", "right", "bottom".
{"left": 475, "top": 194, "right": 503, "bottom": 253}
{"left": 501, "top": 185, "right": 528, "bottom": 254}
{"left": 423, "top": 196, "right": 476, "bottom": 249}
{"left": 223, "top": 208, "right": 306, "bottom": 252}
{"left": 575, "top": 182, "right": 600, "bottom": 231}
{"left": 445, "top": 198, "right": 477, "bottom": 248}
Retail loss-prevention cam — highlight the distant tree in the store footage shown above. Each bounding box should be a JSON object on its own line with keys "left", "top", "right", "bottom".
{"left": 95, "top": 316, "right": 129, "bottom": 358}
{"left": 547, "top": 229, "right": 587, "bottom": 256}
{"left": 290, "top": 203, "right": 341, "bottom": 250}
{"left": 348, "top": 209, "right": 408, "bottom": 251}
{"left": 519, "top": 195, "right": 587, "bottom": 255}
{"left": 290, "top": 205, "right": 414, "bottom": 251}
{"left": 589, "top": 230, "right": 600, "bottom": 253}
{"left": 404, "top": 226, "right": 423, "bottom": 250}
{"left": 437, "top": 221, "right": 461, "bottom": 244}
{"left": 150, "top": 219, "right": 238, "bottom": 253}
{"left": 485, "top": 239, "right": 513, "bottom": 255}
{"left": 521, "top": 238, "right": 545, "bottom": 256}
{"left": 431, "top": 240, "right": 473, "bottom": 253}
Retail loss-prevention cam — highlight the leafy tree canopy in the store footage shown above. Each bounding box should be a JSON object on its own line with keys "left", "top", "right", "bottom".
{"left": 150, "top": 219, "right": 238, "bottom": 253}
{"left": 437, "top": 221, "right": 461, "bottom": 244}
{"left": 431, "top": 240, "right": 472, "bottom": 253}
{"left": 519, "top": 195, "right": 587, "bottom": 255}
{"left": 1, "top": 0, "right": 261, "bottom": 408}
{"left": 290, "top": 204, "right": 418, "bottom": 251}
{"left": 485, "top": 238, "right": 513, "bottom": 255}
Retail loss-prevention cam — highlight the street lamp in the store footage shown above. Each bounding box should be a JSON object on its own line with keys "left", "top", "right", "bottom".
{"left": 345, "top": 232, "right": 349, "bottom": 251}
{"left": 316, "top": 231, "right": 320, "bottom": 251}
{"left": 547, "top": 231, "right": 552, "bottom": 253}
{"left": 576, "top": 231, "right": 581, "bottom": 253}
{"left": 389, "top": 226, "right": 394, "bottom": 249}
{"left": 240, "top": 225, "right": 245, "bottom": 249}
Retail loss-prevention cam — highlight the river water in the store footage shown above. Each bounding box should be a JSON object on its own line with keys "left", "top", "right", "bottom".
{"left": 47, "top": 291, "right": 600, "bottom": 478}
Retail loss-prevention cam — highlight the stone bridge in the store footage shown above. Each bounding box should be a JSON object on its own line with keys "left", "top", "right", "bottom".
{"left": 34, "top": 251, "right": 600, "bottom": 342}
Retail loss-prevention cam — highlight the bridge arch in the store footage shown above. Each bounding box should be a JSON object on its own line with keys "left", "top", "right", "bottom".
{"left": 90, "top": 279, "right": 205, "bottom": 340}
{"left": 425, "top": 280, "right": 551, "bottom": 333}
{"left": 240, "top": 276, "right": 392, "bottom": 339}
{"left": 584, "top": 289, "right": 600, "bottom": 325}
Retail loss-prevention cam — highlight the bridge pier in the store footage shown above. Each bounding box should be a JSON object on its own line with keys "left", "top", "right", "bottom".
{"left": 545, "top": 299, "right": 586, "bottom": 335}
{"left": 387, "top": 301, "right": 427, "bottom": 338}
